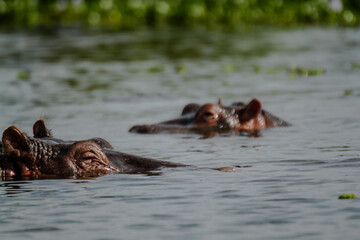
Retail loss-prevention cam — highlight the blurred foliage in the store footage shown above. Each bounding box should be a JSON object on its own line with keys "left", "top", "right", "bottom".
{"left": 0, "top": 0, "right": 359, "bottom": 29}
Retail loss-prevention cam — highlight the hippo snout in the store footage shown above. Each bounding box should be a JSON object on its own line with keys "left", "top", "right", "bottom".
{"left": 129, "top": 125, "right": 159, "bottom": 134}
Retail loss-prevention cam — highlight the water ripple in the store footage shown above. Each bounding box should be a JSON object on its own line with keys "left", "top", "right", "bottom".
{"left": 3, "top": 227, "right": 61, "bottom": 233}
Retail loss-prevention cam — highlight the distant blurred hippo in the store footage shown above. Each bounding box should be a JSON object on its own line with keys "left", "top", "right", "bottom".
{"left": 129, "top": 99, "right": 290, "bottom": 136}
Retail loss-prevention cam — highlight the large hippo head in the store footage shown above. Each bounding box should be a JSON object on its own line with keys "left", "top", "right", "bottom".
{"left": 1, "top": 125, "right": 116, "bottom": 179}
{"left": 0, "top": 121, "right": 185, "bottom": 180}
{"left": 129, "top": 99, "right": 290, "bottom": 136}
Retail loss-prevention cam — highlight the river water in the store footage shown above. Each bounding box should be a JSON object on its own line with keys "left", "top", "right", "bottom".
{"left": 0, "top": 27, "right": 359, "bottom": 240}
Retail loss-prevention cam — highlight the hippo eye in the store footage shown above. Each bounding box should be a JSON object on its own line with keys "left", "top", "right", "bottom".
{"left": 203, "top": 111, "right": 214, "bottom": 118}
{"left": 69, "top": 142, "right": 110, "bottom": 173}
{"left": 80, "top": 151, "right": 99, "bottom": 161}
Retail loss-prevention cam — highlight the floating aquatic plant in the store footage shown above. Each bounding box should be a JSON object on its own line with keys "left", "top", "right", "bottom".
{"left": 338, "top": 194, "right": 357, "bottom": 199}
{"left": 147, "top": 65, "right": 164, "bottom": 73}
{"left": 351, "top": 63, "right": 360, "bottom": 69}
{"left": 175, "top": 65, "right": 187, "bottom": 73}
{"left": 222, "top": 64, "right": 237, "bottom": 73}
{"left": 344, "top": 89, "right": 353, "bottom": 96}
{"left": 288, "top": 65, "right": 326, "bottom": 76}
{"left": 17, "top": 70, "right": 30, "bottom": 80}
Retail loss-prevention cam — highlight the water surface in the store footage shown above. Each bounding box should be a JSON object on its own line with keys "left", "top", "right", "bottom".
{"left": 0, "top": 27, "right": 359, "bottom": 240}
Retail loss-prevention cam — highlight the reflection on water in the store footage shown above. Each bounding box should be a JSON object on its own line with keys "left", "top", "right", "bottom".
{"left": 0, "top": 27, "right": 360, "bottom": 240}
{"left": 0, "top": 182, "right": 33, "bottom": 196}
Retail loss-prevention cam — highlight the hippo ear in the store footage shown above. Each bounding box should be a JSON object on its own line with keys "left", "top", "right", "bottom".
{"left": 33, "top": 119, "right": 51, "bottom": 138}
{"left": 237, "top": 99, "right": 262, "bottom": 123}
{"left": 2, "top": 126, "right": 29, "bottom": 157}
{"left": 181, "top": 103, "right": 201, "bottom": 116}
{"left": 230, "top": 101, "right": 245, "bottom": 107}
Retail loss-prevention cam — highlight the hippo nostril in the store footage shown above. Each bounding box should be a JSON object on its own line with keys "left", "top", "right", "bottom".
{"left": 129, "top": 125, "right": 140, "bottom": 133}
{"left": 129, "top": 125, "right": 142, "bottom": 133}
{"left": 129, "top": 125, "right": 157, "bottom": 134}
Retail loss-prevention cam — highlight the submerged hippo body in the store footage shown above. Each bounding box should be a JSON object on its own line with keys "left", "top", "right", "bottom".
{"left": 0, "top": 121, "right": 185, "bottom": 180}
{"left": 129, "top": 99, "right": 290, "bottom": 136}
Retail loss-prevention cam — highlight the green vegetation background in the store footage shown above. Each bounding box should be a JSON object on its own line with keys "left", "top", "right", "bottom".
{"left": 0, "top": 0, "right": 359, "bottom": 29}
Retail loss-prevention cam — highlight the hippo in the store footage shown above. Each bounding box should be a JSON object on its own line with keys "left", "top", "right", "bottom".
{"left": 32, "top": 119, "right": 114, "bottom": 150}
{"left": 0, "top": 121, "right": 237, "bottom": 180}
{"left": 129, "top": 98, "right": 290, "bottom": 137}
